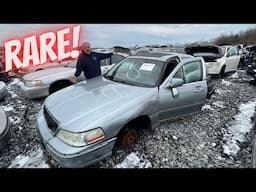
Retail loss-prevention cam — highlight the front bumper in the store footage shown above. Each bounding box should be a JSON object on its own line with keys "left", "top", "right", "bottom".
{"left": 37, "top": 109, "right": 116, "bottom": 168}
{"left": 19, "top": 82, "right": 49, "bottom": 99}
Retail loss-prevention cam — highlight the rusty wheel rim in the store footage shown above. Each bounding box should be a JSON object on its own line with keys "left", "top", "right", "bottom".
{"left": 121, "top": 129, "right": 136, "bottom": 147}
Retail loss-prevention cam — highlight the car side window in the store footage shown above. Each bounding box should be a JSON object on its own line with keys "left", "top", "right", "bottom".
{"left": 183, "top": 60, "right": 203, "bottom": 84}
{"left": 160, "top": 59, "right": 179, "bottom": 84}
{"left": 227, "top": 47, "right": 239, "bottom": 57}
{"left": 173, "top": 67, "right": 184, "bottom": 80}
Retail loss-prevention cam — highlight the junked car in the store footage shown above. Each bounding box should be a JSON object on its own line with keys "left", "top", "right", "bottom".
{"left": 0, "top": 81, "right": 7, "bottom": 100}
{"left": 18, "top": 59, "right": 74, "bottom": 75}
{"left": 0, "top": 106, "right": 10, "bottom": 151}
{"left": 17, "top": 48, "right": 126, "bottom": 75}
{"left": 20, "top": 53, "right": 128, "bottom": 99}
{"left": 185, "top": 45, "right": 240, "bottom": 76}
{"left": 241, "top": 45, "right": 256, "bottom": 75}
{"left": 37, "top": 53, "right": 208, "bottom": 168}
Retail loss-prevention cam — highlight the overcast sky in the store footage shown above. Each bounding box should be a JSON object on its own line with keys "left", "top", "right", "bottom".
{"left": 0, "top": 24, "right": 255, "bottom": 48}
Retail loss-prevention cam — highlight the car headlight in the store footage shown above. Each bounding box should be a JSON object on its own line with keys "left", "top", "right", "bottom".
{"left": 57, "top": 128, "right": 105, "bottom": 147}
{"left": 24, "top": 80, "right": 43, "bottom": 87}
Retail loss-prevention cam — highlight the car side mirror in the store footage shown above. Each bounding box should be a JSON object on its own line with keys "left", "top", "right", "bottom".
{"left": 169, "top": 78, "right": 184, "bottom": 88}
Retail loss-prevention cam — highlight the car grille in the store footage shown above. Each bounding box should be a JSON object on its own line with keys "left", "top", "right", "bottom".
{"left": 43, "top": 106, "right": 58, "bottom": 133}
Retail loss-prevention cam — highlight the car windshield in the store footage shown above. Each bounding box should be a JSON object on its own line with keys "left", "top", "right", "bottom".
{"left": 104, "top": 58, "right": 164, "bottom": 87}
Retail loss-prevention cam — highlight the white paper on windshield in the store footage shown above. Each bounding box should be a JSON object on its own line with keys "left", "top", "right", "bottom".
{"left": 139, "top": 63, "right": 155, "bottom": 71}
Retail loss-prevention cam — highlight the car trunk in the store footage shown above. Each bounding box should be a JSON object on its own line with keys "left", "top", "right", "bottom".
{"left": 185, "top": 46, "right": 223, "bottom": 62}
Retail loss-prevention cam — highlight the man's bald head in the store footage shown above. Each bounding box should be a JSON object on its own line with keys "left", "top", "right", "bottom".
{"left": 81, "top": 42, "right": 92, "bottom": 55}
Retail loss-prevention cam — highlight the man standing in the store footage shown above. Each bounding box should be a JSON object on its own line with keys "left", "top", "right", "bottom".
{"left": 71, "top": 42, "right": 115, "bottom": 83}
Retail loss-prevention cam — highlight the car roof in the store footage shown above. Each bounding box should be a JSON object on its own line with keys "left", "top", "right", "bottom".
{"left": 135, "top": 50, "right": 192, "bottom": 58}
{"left": 128, "top": 53, "right": 191, "bottom": 62}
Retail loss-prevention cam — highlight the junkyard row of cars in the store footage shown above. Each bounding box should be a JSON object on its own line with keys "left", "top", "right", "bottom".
{"left": 1, "top": 44, "right": 256, "bottom": 167}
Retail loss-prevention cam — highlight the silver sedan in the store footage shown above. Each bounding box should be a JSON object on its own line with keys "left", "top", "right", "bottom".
{"left": 38, "top": 53, "right": 208, "bottom": 167}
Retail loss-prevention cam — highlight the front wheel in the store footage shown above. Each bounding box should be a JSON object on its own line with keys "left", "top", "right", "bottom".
{"left": 113, "top": 127, "right": 137, "bottom": 153}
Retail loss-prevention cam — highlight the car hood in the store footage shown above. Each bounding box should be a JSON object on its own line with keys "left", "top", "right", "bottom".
{"left": 22, "top": 67, "right": 74, "bottom": 81}
{"left": 44, "top": 77, "right": 154, "bottom": 132}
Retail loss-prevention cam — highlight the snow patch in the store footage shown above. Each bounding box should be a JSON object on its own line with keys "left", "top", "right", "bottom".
{"left": 2, "top": 105, "right": 14, "bottom": 112}
{"left": 10, "top": 78, "right": 20, "bottom": 85}
{"left": 215, "top": 88, "right": 229, "bottom": 95}
{"left": 8, "top": 90, "right": 18, "bottom": 98}
{"left": 115, "top": 152, "right": 152, "bottom": 168}
{"left": 9, "top": 116, "right": 21, "bottom": 124}
{"left": 202, "top": 104, "right": 214, "bottom": 111}
{"left": 8, "top": 146, "right": 50, "bottom": 168}
{"left": 230, "top": 72, "right": 239, "bottom": 78}
{"left": 221, "top": 79, "right": 232, "bottom": 86}
{"left": 212, "top": 101, "right": 226, "bottom": 109}
{"left": 223, "top": 99, "right": 256, "bottom": 156}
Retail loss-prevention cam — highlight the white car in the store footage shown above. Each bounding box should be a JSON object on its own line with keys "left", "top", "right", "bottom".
{"left": 185, "top": 45, "right": 240, "bottom": 76}
{"left": 18, "top": 59, "right": 73, "bottom": 75}
{"left": 20, "top": 53, "right": 128, "bottom": 99}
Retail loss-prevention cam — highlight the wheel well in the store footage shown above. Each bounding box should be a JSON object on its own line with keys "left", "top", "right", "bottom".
{"left": 113, "top": 115, "right": 151, "bottom": 151}
{"left": 49, "top": 80, "right": 72, "bottom": 94}
{"left": 221, "top": 65, "right": 226, "bottom": 72}
{"left": 35, "top": 68, "right": 44, "bottom": 71}
{"left": 118, "top": 115, "right": 151, "bottom": 136}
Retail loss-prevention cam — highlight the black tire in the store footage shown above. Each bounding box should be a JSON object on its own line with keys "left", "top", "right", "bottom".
{"left": 49, "top": 81, "right": 72, "bottom": 94}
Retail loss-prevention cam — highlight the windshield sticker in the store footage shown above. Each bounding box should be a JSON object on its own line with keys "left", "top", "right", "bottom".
{"left": 139, "top": 63, "right": 155, "bottom": 71}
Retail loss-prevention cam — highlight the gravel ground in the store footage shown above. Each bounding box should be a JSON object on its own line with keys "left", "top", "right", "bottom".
{"left": 0, "top": 70, "right": 256, "bottom": 168}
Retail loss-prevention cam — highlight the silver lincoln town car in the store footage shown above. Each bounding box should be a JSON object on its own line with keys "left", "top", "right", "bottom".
{"left": 37, "top": 52, "right": 208, "bottom": 167}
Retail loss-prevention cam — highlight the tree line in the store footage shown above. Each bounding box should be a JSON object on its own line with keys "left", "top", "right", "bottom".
{"left": 214, "top": 27, "right": 256, "bottom": 46}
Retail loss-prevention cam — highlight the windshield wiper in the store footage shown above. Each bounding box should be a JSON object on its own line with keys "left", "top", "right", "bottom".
{"left": 111, "top": 79, "right": 129, "bottom": 84}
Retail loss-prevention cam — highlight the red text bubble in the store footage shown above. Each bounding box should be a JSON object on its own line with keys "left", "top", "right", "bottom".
{"left": 3, "top": 25, "right": 81, "bottom": 72}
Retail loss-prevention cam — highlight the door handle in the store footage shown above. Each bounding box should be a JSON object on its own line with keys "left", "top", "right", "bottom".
{"left": 194, "top": 85, "right": 203, "bottom": 93}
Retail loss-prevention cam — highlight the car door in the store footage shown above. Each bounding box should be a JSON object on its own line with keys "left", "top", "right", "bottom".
{"left": 225, "top": 47, "right": 240, "bottom": 72}
{"left": 158, "top": 58, "right": 207, "bottom": 121}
